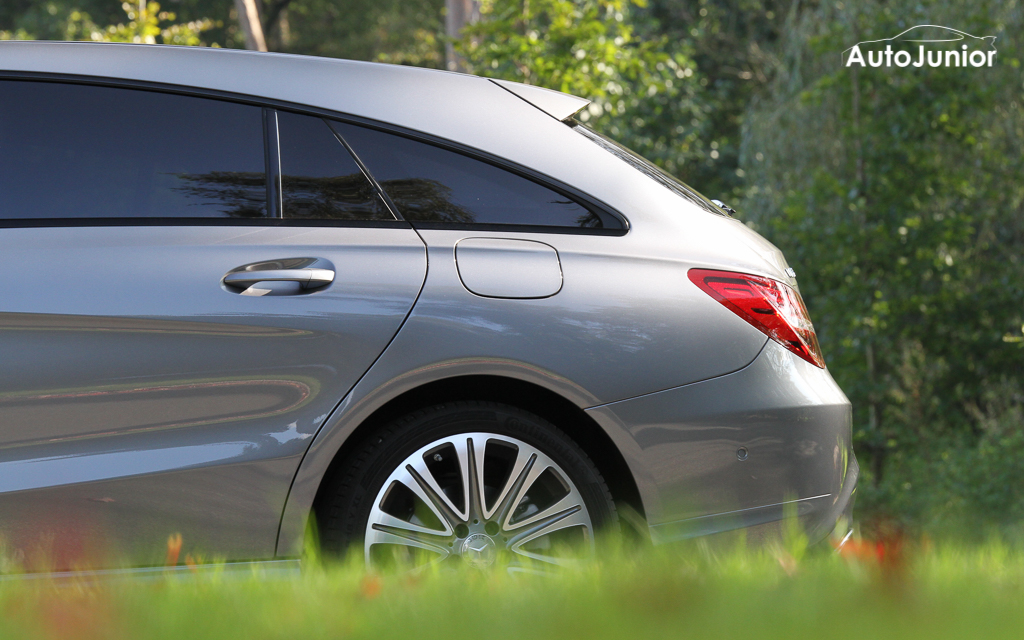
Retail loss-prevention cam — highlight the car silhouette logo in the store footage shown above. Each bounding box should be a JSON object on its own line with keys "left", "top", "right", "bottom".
{"left": 843, "top": 24, "right": 997, "bottom": 68}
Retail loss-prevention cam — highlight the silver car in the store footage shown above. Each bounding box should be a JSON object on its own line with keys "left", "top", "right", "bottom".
{"left": 0, "top": 42, "right": 857, "bottom": 574}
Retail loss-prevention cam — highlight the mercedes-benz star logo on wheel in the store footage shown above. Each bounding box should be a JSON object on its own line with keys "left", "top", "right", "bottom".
{"left": 461, "top": 533, "right": 498, "bottom": 569}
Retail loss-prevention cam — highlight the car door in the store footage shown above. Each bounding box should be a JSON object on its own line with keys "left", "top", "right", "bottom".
{"left": 0, "top": 80, "right": 426, "bottom": 570}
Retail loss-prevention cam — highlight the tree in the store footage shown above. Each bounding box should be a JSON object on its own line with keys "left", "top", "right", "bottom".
{"left": 2, "top": 1, "right": 222, "bottom": 45}
{"left": 456, "top": 0, "right": 706, "bottom": 182}
{"left": 739, "top": 0, "right": 1024, "bottom": 528}
{"left": 263, "top": 0, "right": 445, "bottom": 66}
{"left": 646, "top": 0, "right": 791, "bottom": 200}
{"left": 0, "top": 0, "right": 446, "bottom": 66}
{"left": 234, "top": 0, "right": 266, "bottom": 50}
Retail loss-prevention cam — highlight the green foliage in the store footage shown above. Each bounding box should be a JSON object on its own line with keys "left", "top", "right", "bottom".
{"left": 83, "top": 2, "right": 217, "bottom": 44}
{"left": 647, "top": 0, "right": 790, "bottom": 198}
{"left": 740, "top": 0, "right": 1024, "bottom": 530}
{"left": 276, "top": 0, "right": 445, "bottom": 66}
{"left": 874, "top": 381, "right": 1024, "bottom": 536}
{"left": 0, "top": 0, "right": 445, "bottom": 65}
{"left": 456, "top": 0, "right": 706, "bottom": 177}
{"left": 1, "top": 1, "right": 227, "bottom": 45}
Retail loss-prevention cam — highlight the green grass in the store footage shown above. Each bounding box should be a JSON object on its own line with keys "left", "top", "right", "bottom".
{"left": 3, "top": 539, "right": 1024, "bottom": 639}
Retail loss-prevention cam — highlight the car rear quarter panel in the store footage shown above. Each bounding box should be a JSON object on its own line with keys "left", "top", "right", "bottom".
{"left": 277, "top": 223, "right": 778, "bottom": 554}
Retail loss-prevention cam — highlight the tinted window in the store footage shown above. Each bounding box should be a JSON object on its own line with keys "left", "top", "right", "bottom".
{"left": 572, "top": 123, "right": 727, "bottom": 217}
{"left": 331, "top": 121, "right": 618, "bottom": 229}
{"left": 0, "top": 81, "right": 266, "bottom": 219}
{"left": 277, "top": 111, "right": 394, "bottom": 221}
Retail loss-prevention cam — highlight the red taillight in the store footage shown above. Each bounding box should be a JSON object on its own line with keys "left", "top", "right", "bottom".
{"left": 688, "top": 268, "right": 825, "bottom": 368}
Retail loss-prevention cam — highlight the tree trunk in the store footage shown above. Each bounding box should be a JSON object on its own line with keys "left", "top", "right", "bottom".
{"left": 445, "top": 0, "right": 480, "bottom": 71}
{"left": 234, "top": 0, "right": 268, "bottom": 52}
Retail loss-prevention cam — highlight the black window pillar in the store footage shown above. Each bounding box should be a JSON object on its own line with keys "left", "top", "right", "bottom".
{"left": 263, "top": 108, "right": 283, "bottom": 218}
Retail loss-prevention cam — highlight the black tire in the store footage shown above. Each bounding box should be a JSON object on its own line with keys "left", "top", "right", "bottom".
{"left": 317, "top": 400, "right": 618, "bottom": 560}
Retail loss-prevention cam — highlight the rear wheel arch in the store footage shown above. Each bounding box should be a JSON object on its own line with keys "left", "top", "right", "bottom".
{"left": 310, "top": 375, "right": 647, "bottom": 543}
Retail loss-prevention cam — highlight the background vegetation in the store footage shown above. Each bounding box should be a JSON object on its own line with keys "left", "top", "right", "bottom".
{"left": 2, "top": 0, "right": 1022, "bottom": 536}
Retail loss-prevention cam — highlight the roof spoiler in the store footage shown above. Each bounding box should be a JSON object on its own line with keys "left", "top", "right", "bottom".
{"left": 490, "top": 79, "right": 590, "bottom": 122}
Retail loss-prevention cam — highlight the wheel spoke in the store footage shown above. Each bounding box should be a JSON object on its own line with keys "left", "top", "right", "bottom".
{"left": 506, "top": 486, "right": 594, "bottom": 567}
{"left": 450, "top": 436, "right": 473, "bottom": 521}
{"left": 497, "top": 459, "right": 550, "bottom": 530}
{"left": 371, "top": 511, "right": 450, "bottom": 538}
{"left": 365, "top": 525, "right": 451, "bottom": 562}
{"left": 492, "top": 454, "right": 540, "bottom": 527}
{"left": 507, "top": 495, "right": 590, "bottom": 545}
{"left": 508, "top": 501, "right": 592, "bottom": 566}
{"left": 369, "top": 521, "right": 451, "bottom": 549}
{"left": 400, "top": 465, "right": 460, "bottom": 533}
{"left": 505, "top": 491, "right": 584, "bottom": 532}
{"left": 481, "top": 444, "right": 533, "bottom": 521}
{"left": 465, "top": 436, "right": 485, "bottom": 521}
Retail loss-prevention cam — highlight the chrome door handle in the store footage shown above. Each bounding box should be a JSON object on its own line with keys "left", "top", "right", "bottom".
{"left": 223, "top": 268, "right": 335, "bottom": 289}
{"left": 222, "top": 258, "right": 335, "bottom": 291}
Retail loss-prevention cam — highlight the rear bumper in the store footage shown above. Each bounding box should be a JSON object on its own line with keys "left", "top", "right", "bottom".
{"left": 586, "top": 339, "right": 857, "bottom": 545}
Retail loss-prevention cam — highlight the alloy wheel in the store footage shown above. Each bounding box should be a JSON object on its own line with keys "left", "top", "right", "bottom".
{"left": 365, "top": 432, "right": 595, "bottom": 570}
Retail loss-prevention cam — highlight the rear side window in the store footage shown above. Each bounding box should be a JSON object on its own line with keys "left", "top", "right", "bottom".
{"left": 277, "top": 111, "right": 394, "bottom": 221}
{"left": 0, "top": 81, "right": 266, "bottom": 220}
{"left": 330, "top": 121, "right": 621, "bottom": 230}
{"left": 572, "top": 123, "right": 727, "bottom": 218}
